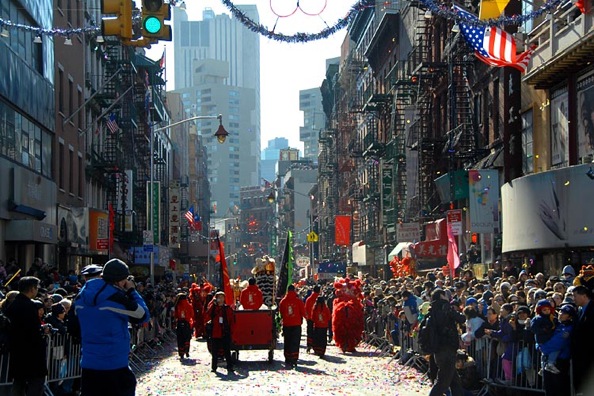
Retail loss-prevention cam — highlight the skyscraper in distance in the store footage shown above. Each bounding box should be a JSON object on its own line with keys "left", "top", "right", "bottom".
{"left": 171, "top": 5, "right": 261, "bottom": 217}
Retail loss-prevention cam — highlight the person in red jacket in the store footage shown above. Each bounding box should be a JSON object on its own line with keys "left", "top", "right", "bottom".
{"left": 204, "top": 291, "right": 234, "bottom": 373}
{"left": 279, "top": 284, "right": 306, "bottom": 367}
{"left": 173, "top": 292, "right": 194, "bottom": 360}
{"left": 311, "top": 295, "right": 331, "bottom": 357}
{"left": 240, "top": 277, "right": 263, "bottom": 310}
{"left": 304, "top": 285, "right": 320, "bottom": 353}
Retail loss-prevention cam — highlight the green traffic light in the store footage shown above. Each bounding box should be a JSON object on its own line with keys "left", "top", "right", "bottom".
{"left": 143, "top": 16, "right": 162, "bottom": 34}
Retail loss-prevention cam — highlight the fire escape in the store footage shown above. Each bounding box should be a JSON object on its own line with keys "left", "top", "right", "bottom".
{"left": 406, "top": 6, "right": 446, "bottom": 222}
{"left": 87, "top": 39, "right": 132, "bottom": 244}
{"left": 318, "top": 128, "right": 337, "bottom": 259}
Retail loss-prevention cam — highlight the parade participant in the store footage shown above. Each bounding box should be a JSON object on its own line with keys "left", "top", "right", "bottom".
{"left": 5, "top": 277, "right": 48, "bottom": 396}
{"left": 304, "top": 284, "right": 320, "bottom": 353}
{"left": 240, "top": 277, "right": 263, "bottom": 310}
{"left": 279, "top": 284, "right": 306, "bottom": 367}
{"left": 428, "top": 288, "right": 465, "bottom": 396}
{"left": 190, "top": 283, "right": 205, "bottom": 339}
{"left": 310, "top": 295, "right": 331, "bottom": 357}
{"left": 205, "top": 291, "right": 234, "bottom": 373}
{"left": 173, "top": 292, "right": 194, "bottom": 360}
{"left": 76, "top": 258, "right": 150, "bottom": 396}
{"left": 332, "top": 278, "right": 364, "bottom": 353}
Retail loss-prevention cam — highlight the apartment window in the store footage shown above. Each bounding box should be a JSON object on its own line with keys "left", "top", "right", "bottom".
{"left": 78, "top": 153, "right": 83, "bottom": 198}
{"left": 522, "top": 110, "right": 534, "bottom": 174}
{"left": 69, "top": 148, "right": 74, "bottom": 194}
{"left": 59, "top": 142, "right": 65, "bottom": 189}
{"left": 67, "top": 0, "right": 72, "bottom": 24}
{"left": 77, "top": 89, "right": 83, "bottom": 128}
{"left": 58, "top": 70, "right": 64, "bottom": 113}
{"left": 68, "top": 79, "right": 74, "bottom": 118}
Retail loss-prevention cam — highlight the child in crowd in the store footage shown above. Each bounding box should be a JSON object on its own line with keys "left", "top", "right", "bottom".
{"left": 531, "top": 299, "right": 560, "bottom": 373}
{"left": 461, "top": 306, "right": 485, "bottom": 344}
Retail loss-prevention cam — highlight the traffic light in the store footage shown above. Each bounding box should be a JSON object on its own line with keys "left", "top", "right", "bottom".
{"left": 101, "top": 0, "right": 133, "bottom": 39}
{"left": 141, "top": 0, "right": 172, "bottom": 41}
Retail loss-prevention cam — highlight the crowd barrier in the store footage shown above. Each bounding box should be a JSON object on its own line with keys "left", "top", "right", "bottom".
{"left": 0, "top": 304, "right": 176, "bottom": 394}
{"left": 361, "top": 309, "right": 578, "bottom": 396}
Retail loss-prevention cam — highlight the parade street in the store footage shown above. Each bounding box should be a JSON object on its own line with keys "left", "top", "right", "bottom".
{"left": 136, "top": 333, "right": 430, "bottom": 396}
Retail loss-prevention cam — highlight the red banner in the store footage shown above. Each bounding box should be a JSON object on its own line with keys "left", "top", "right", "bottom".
{"left": 217, "top": 239, "right": 235, "bottom": 307}
{"left": 335, "top": 215, "right": 352, "bottom": 246}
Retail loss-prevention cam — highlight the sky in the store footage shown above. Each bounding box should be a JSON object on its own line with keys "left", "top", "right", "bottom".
{"left": 145, "top": 0, "right": 351, "bottom": 153}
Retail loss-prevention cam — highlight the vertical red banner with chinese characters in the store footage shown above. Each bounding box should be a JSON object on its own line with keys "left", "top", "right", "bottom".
{"left": 335, "top": 215, "right": 351, "bottom": 246}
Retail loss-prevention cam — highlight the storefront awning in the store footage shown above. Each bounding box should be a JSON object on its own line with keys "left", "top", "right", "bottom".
{"left": 5, "top": 220, "right": 57, "bottom": 244}
{"left": 388, "top": 242, "right": 411, "bottom": 261}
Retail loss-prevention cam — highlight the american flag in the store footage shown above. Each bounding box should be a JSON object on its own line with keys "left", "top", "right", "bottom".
{"left": 455, "top": 6, "right": 533, "bottom": 73}
{"left": 105, "top": 113, "right": 119, "bottom": 134}
{"left": 185, "top": 206, "right": 201, "bottom": 230}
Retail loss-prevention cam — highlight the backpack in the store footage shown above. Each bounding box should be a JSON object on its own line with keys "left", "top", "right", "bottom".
{"left": 417, "top": 313, "right": 438, "bottom": 354}
{"left": 0, "top": 310, "right": 11, "bottom": 353}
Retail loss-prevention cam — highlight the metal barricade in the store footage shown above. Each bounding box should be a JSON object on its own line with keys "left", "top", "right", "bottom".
{"left": 46, "top": 333, "right": 82, "bottom": 383}
{"left": 480, "top": 338, "right": 544, "bottom": 394}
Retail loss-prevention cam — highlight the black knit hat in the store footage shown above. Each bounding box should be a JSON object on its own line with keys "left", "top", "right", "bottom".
{"left": 101, "top": 259, "right": 130, "bottom": 283}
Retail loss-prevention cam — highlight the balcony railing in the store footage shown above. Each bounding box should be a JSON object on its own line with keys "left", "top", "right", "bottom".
{"left": 525, "top": 3, "right": 594, "bottom": 86}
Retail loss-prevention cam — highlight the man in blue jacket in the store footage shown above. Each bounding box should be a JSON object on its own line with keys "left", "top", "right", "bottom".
{"left": 75, "top": 258, "right": 149, "bottom": 396}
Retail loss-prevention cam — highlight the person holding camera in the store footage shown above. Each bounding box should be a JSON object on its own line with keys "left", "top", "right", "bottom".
{"left": 5, "top": 276, "right": 48, "bottom": 396}
{"left": 205, "top": 291, "right": 234, "bottom": 373}
{"left": 75, "top": 259, "right": 149, "bottom": 396}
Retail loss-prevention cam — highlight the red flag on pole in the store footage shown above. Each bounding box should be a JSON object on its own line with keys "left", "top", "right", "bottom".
{"left": 217, "top": 238, "right": 235, "bottom": 307}
{"left": 447, "top": 223, "right": 460, "bottom": 278}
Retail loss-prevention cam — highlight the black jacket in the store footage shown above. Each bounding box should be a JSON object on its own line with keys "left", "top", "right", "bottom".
{"left": 5, "top": 293, "right": 48, "bottom": 380}
{"left": 430, "top": 299, "right": 465, "bottom": 351}
{"left": 571, "top": 301, "right": 594, "bottom": 390}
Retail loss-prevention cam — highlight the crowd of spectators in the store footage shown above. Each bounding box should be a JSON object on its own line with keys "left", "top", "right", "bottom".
{"left": 0, "top": 258, "right": 184, "bottom": 396}
{"left": 357, "top": 261, "right": 594, "bottom": 396}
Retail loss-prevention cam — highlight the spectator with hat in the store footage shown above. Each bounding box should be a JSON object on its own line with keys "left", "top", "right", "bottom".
{"left": 5, "top": 276, "right": 48, "bottom": 396}
{"left": 531, "top": 299, "right": 560, "bottom": 374}
{"left": 571, "top": 285, "right": 594, "bottom": 394}
{"left": 540, "top": 304, "right": 575, "bottom": 396}
{"left": 80, "top": 264, "right": 103, "bottom": 282}
{"left": 76, "top": 258, "right": 149, "bottom": 396}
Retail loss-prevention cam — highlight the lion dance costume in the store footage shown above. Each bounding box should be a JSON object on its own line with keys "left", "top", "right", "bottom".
{"left": 331, "top": 278, "right": 364, "bottom": 353}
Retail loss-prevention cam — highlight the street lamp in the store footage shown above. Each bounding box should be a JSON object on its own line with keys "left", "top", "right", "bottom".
{"left": 148, "top": 114, "right": 228, "bottom": 285}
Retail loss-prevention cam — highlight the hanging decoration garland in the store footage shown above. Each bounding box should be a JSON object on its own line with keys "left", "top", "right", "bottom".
{"left": 0, "top": 18, "right": 99, "bottom": 38}
{"left": 219, "top": 0, "right": 375, "bottom": 43}
{"left": 0, "top": 0, "right": 569, "bottom": 40}
{"left": 420, "top": 0, "right": 566, "bottom": 27}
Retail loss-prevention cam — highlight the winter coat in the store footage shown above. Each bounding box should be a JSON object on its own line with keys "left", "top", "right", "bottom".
{"left": 279, "top": 291, "right": 306, "bottom": 327}
{"left": 75, "top": 278, "right": 150, "bottom": 370}
{"left": 5, "top": 293, "right": 47, "bottom": 380}
{"left": 403, "top": 297, "right": 419, "bottom": 325}
{"left": 304, "top": 291, "right": 319, "bottom": 320}
{"left": 462, "top": 316, "right": 485, "bottom": 343}
{"left": 311, "top": 304, "right": 331, "bottom": 329}
{"left": 531, "top": 314, "right": 558, "bottom": 345}
{"left": 429, "top": 299, "right": 465, "bottom": 351}
{"left": 174, "top": 298, "right": 194, "bottom": 327}
{"left": 240, "top": 285, "right": 263, "bottom": 310}
{"left": 539, "top": 321, "right": 572, "bottom": 360}
{"left": 204, "top": 303, "right": 234, "bottom": 339}
{"left": 489, "top": 316, "right": 517, "bottom": 360}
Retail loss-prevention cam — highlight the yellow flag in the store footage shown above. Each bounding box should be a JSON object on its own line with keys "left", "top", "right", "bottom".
{"left": 479, "top": 0, "right": 510, "bottom": 19}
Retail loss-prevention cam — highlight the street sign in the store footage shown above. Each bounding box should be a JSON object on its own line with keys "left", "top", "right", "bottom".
{"left": 447, "top": 209, "right": 463, "bottom": 236}
{"left": 143, "top": 229, "right": 153, "bottom": 252}
{"left": 307, "top": 231, "right": 319, "bottom": 243}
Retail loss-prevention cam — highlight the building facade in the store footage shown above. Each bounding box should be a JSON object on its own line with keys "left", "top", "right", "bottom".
{"left": 299, "top": 87, "right": 326, "bottom": 163}
{"left": 261, "top": 137, "right": 289, "bottom": 182}
{"left": 0, "top": 0, "right": 56, "bottom": 269}
{"left": 171, "top": 59, "right": 257, "bottom": 216}
{"left": 172, "top": 6, "right": 261, "bottom": 217}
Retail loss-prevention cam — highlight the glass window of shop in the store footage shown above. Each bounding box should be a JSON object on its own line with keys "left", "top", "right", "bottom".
{"left": 0, "top": 101, "right": 52, "bottom": 177}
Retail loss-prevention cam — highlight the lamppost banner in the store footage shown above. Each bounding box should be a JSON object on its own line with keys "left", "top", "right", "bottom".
{"left": 468, "top": 170, "right": 499, "bottom": 233}
{"left": 335, "top": 215, "right": 351, "bottom": 246}
{"left": 146, "top": 181, "right": 161, "bottom": 244}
